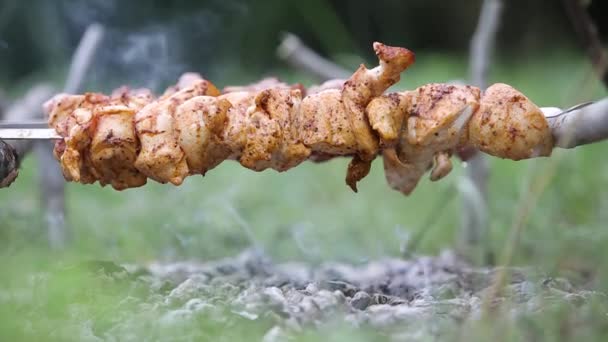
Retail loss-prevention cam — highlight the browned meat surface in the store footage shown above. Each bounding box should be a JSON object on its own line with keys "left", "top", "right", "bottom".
{"left": 44, "top": 43, "right": 554, "bottom": 195}
{"left": 468, "top": 83, "right": 553, "bottom": 160}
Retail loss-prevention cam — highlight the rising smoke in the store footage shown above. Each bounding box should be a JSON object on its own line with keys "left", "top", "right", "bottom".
{"left": 58, "top": 0, "right": 249, "bottom": 93}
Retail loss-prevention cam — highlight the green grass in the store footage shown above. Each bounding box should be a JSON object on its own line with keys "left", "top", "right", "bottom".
{"left": 1, "top": 51, "right": 607, "bottom": 340}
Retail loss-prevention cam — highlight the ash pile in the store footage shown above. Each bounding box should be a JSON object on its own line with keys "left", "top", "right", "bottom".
{"left": 94, "top": 249, "right": 604, "bottom": 341}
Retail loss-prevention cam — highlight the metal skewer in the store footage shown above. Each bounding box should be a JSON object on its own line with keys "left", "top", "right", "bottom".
{"left": 0, "top": 121, "right": 61, "bottom": 140}
{"left": 0, "top": 100, "right": 601, "bottom": 141}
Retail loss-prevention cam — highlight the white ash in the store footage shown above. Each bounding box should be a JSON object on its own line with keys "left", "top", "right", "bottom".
{"left": 122, "top": 249, "right": 604, "bottom": 340}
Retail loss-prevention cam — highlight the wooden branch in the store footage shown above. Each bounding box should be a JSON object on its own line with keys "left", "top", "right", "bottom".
{"left": 469, "top": 0, "right": 503, "bottom": 90}
{"left": 37, "top": 23, "right": 104, "bottom": 248}
{"left": 34, "top": 142, "right": 67, "bottom": 248}
{"left": 460, "top": 0, "right": 503, "bottom": 265}
{"left": 563, "top": 0, "right": 608, "bottom": 88}
{"left": 543, "top": 99, "right": 608, "bottom": 149}
{"left": 64, "top": 23, "right": 104, "bottom": 94}
{"left": 277, "top": 32, "right": 350, "bottom": 81}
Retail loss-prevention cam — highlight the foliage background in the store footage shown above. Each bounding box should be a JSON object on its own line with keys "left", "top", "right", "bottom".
{"left": 2, "top": 0, "right": 604, "bottom": 89}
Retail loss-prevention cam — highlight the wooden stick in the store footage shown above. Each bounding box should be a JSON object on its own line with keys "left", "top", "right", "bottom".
{"left": 544, "top": 99, "right": 608, "bottom": 148}
{"left": 277, "top": 32, "right": 350, "bottom": 81}
{"left": 35, "top": 23, "right": 104, "bottom": 248}
{"left": 63, "top": 23, "right": 104, "bottom": 94}
{"left": 460, "top": 0, "right": 503, "bottom": 264}
{"left": 469, "top": 0, "right": 503, "bottom": 90}
{"left": 34, "top": 142, "right": 67, "bottom": 248}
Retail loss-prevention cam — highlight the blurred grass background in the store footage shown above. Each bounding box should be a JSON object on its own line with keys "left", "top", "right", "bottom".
{"left": 1, "top": 0, "right": 608, "bottom": 340}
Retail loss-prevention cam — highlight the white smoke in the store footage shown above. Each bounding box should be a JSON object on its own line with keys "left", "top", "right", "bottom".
{"left": 58, "top": 0, "right": 250, "bottom": 93}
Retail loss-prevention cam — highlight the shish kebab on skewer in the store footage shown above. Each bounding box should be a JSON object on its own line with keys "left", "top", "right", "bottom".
{"left": 0, "top": 42, "right": 606, "bottom": 194}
